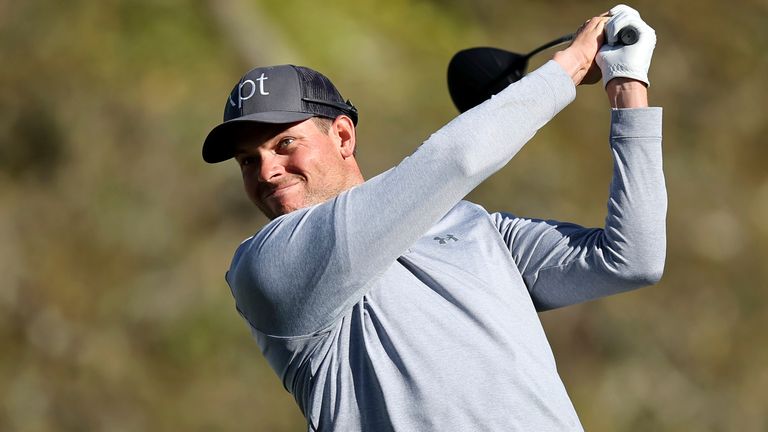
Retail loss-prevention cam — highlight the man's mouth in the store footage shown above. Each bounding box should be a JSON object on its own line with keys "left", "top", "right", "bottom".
{"left": 263, "top": 181, "right": 300, "bottom": 199}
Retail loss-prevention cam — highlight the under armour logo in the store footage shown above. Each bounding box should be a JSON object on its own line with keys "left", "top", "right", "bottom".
{"left": 228, "top": 73, "right": 270, "bottom": 108}
{"left": 433, "top": 234, "right": 459, "bottom": 244}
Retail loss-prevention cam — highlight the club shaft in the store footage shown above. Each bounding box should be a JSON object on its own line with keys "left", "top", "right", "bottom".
{"left": 525, "top": 34, "right": 574, "bottom": 59}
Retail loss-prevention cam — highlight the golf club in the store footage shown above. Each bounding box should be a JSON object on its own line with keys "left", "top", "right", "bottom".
{"left": 447, "top": 26, "right": 638, "bottom": 113}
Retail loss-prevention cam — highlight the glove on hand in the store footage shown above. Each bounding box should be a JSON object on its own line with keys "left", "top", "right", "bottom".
{"left": 596, "top": 4, "right": 656, "bottom": 88}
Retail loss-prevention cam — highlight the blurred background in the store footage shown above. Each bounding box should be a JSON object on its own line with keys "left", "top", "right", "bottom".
{"left": 1, "top": 0, "right": 767, "bottom": 430}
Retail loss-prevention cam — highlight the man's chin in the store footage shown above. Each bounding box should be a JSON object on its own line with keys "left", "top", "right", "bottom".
{"left": 259, "top": 200, "right": 304, "bottom": 220}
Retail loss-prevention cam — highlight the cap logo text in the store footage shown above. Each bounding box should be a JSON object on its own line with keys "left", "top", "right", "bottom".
{"left": 256, "top": 73, "right": 270, "bottom": 96}
{"left": 228, "top": 73, "right": 270, "bottom": 109}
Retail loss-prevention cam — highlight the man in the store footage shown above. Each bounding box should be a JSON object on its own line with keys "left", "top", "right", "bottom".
{"left": 202, "top": 5, "right": 665, "bottom": 431}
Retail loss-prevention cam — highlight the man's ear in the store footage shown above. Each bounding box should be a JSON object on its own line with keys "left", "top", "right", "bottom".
{"left": 332, "top": 115, "right": 356, "bottom": 159}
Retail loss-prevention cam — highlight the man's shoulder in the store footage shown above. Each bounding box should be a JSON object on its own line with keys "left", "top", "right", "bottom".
{"left": 427, "top": 200, "right": 496, "bottom": 234}
{"left": 450, "top": 200, "right": 490, "bottom": 217}
{"left": 228, "top": 218, "right": 279, "bottom": 272}
{"left": 231, "top": 208, "right": 311, "bottom": 255}
{"left": 228, "top": 203, "right": 331, "bottom": 275}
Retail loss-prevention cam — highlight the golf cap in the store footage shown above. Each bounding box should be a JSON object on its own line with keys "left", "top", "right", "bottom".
{"left": 202, "top": 64, "right": 358, "bottom": 163}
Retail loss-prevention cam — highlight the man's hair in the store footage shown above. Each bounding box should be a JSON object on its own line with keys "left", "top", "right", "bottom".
{"left": 311, "top": 116, "right": 333, "bottom": 135}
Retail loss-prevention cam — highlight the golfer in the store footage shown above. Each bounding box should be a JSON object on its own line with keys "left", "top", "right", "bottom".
{"left": 202, "top": 5, "right": 665, "bottom": 431}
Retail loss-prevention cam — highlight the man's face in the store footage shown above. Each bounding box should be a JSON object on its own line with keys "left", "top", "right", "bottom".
{"left": 233, "top": 117, "right": 359, "bottom": 219}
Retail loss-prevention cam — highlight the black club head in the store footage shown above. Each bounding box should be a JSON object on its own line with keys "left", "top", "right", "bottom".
{"left": 447, "top": 47, "right": 529, "bottom": 113}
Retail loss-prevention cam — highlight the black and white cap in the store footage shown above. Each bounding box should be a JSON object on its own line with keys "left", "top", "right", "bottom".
{"left": 202, "top": 65, "right": 358, "bottom": 163}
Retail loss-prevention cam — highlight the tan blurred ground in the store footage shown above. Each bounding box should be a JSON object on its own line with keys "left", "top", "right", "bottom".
{"left": 1, "top": 0, "right": 767, "bottom": 430}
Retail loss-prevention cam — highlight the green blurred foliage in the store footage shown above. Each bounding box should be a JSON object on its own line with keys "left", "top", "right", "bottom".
{"left": 1, "top": 0, "right": 767, "bottom": 430}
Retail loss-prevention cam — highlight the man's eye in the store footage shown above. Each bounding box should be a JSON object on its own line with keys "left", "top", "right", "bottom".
{"left": 277, "top": 138, "right": 295, "bottom": 149}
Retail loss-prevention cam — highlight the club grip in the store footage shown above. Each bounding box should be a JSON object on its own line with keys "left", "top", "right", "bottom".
{"left": 617, "top": 26, "right": 639, "bottom": 45}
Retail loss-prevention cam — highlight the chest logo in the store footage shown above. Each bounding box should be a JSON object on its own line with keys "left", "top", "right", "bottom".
{"left": 433, "top": 234, "right": 459, "bottom": 245}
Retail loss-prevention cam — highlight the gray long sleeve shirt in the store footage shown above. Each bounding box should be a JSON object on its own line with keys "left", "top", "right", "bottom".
{"left": 226, "top": 60, "right": 667, "bottom": 431}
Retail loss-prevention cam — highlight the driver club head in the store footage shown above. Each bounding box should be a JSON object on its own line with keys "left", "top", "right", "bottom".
{"left": 447, "top": 47, "right": 529, "bottom": 113}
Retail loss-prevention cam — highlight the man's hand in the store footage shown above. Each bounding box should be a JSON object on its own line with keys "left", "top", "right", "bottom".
{"left": 596, "top": 5, "right": 656, "bottom": 88}
{"left": 597, "top": 5, "right": 655, "bottom": 107}
{"left": 553, "top": 14, "right": 609, "bottom": 86}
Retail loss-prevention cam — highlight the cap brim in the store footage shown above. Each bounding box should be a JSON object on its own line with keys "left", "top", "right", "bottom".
{"left": 202, "top": 111, "right": 314, "bottom": 163}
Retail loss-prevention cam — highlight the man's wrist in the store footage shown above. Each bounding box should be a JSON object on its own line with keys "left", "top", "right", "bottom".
{"left": 553, "top": 48, "right": 589, "bottom": 86}
{"left": 606, "top": 78, "right": 648, "bottom": 108}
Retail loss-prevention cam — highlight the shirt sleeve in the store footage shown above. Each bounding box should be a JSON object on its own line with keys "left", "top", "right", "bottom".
{"left": 491, "top": 107, "right": 666, "bottom": 311}
{"left": 227, "top": 61, "right": 576, "bottom": 337}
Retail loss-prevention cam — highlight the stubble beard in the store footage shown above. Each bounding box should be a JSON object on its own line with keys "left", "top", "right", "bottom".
{"left": 261, "top": 177, "right": 352, "bottom": 220}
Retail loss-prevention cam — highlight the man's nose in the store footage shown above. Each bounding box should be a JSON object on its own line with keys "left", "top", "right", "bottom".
{"left": 258, "top": 154, "right": 285, "bottom": 182}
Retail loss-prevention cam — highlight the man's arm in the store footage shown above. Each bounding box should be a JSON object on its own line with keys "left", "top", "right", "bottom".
{"left": 493, "top": 5, "right": 664, "bottom": 310}
{"left": 492, "top": 105, "right": 665, "bottom": 310}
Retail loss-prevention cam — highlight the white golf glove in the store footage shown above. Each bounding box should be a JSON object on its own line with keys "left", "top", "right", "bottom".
{"left": 596, "top": 4, "right": 656, "bottom": 87}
